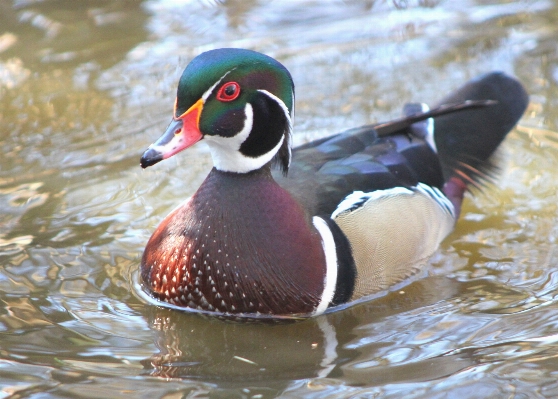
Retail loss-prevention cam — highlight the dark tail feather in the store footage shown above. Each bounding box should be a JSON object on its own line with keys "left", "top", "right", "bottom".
{"left": 376, "top": 72, "right": 528, "bottom": 218}
{"left": 375, "top": 100, "right": 497, "bottom": 137}
{"left": 433, "top": 72, "right": 529, "bottom": 185}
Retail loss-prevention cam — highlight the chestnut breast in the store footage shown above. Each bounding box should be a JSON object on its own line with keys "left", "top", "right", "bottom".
{"left": 141, "top": 167, "right": 327, "bottom": 315}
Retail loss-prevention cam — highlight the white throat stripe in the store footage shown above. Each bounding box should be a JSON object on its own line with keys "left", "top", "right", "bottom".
{"left": 204, "top": 103, "right": 286, "bottom": 173}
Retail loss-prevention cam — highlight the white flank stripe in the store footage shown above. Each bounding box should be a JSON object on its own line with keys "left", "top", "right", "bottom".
{"left": 415, "top": 183, "right": 455, "bottom": 218}
{"left": 332, "top": 183, "right": 455, "bottom": 220}
{"left": 312, "top": 216, "right": 338, "bottom": 315}
{"left": 331, "top": 187, "right": 412, "bottom": 219}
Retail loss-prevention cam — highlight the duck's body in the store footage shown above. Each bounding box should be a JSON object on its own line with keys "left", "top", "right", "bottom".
{"left": 140, "top": 48, "right": 528, "bottom": 318}
{"left": 142, "top": 167, "right": 330, "bottom": 315}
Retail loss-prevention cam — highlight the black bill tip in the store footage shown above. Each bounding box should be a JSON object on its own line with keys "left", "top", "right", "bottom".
{"left": 140, "top": 148, "right": 163, "bottom": 169}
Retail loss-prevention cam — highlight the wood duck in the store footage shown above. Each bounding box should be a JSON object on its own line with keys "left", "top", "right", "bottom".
{"left": 139, "top": 48, "right": 528, "bottom": 319}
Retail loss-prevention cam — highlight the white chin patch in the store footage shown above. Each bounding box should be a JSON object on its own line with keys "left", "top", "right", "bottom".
{"left": 204, "top": 103, "right": 285, "bottom": 173}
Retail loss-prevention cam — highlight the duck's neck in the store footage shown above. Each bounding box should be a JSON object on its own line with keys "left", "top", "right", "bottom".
{"left": 141, "top": 166, "right": 328, "bottom": 315}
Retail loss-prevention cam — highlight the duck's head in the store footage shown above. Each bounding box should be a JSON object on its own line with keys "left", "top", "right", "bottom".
{"left": 140, "top": 48, "right": 294, "bottom": 174}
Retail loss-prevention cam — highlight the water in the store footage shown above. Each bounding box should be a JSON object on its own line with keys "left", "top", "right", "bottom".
{"left": 1, "top": 0, "right": 558, "bottom": 397}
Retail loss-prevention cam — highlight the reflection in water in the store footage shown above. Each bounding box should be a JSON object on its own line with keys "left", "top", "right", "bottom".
{"left": 142, "top": 277, "right": 463, "bottom": 383}
{"left": 1, "top": 0, "right": 558, "bottom": 397}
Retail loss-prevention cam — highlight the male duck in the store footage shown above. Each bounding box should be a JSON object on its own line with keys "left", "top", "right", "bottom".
{"left": 139, "top": 48, "right": 528, "bottom": 318}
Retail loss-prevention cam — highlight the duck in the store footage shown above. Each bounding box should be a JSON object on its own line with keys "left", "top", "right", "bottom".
{"left": 139, "top": 48, "right": 528, "bottom": 319}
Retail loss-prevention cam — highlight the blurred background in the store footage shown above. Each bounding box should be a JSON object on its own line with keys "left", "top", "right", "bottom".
{"left": 1, "top": 0, "right": 558, "bottom": 397}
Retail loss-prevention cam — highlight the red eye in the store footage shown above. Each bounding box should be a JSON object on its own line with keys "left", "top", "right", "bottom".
{"left": 216, "top": 82, "right": 240, "bottom": 102}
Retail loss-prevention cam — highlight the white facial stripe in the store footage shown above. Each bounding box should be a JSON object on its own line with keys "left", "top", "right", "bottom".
{"left": 204, "top": 103, "right": 253, "bottom": 167}
{"left": 312, "top": 216, "right": 338, "bottom": 316}
{"left": 258, "top": 89, "right": 292, "bottom": 120}
{"left": 201, "top": 70, "right": 233, "bottom": 102}
{"left": 204, "top": 103, "right": 285, "bottom": 173}
{"left": 258, "top": 89, "right": 293, "bottom": 167}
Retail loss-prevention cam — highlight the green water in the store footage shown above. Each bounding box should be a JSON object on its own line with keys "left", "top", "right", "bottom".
{"left": 1, "top": 0, "right": 558, "bottom": 397}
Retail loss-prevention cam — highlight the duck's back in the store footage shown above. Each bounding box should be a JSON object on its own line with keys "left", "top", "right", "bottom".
{"left": 275, "top": 124, "right": 443, "bottom": 217}
{"left": 274, "top": 71, "right": 529, "bottom": 301}
{"left": 275, "top": 114, "right": 453, "bottom": 299}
